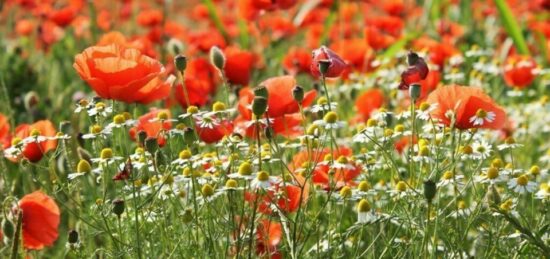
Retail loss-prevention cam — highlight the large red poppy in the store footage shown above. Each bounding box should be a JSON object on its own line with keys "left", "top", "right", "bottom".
{"left": 19, "top": 191, "right": 60, "bottom": 250}
{"left": 73, "top": 44, "right": 167, "bottom": 104}
{"left": 426, "top": 85, "right": 506, "bottom": 130}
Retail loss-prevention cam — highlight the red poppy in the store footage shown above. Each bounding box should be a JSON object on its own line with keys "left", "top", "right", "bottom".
{"left": 355, "top": 89, "right": 385, "bottom": 121}
{"left": 310, "top": 46, "right": 347, "bottom": 78}
{"left": 245, "top": 177, "right": 308, "bottom": 215}
{"left": 224, "top": 46, "right": 256, "bottom": 86}
{"left": 292, "top": 147, "right": 360, "bottom": 188}
{"left": 15, "top": 20, "right": 34, "bottom": 36}
{"left": 238, "top": 76, "right": 317, "bottom": 119}
{"left": 413, "top": 37, "right": 458, "bottom": 69}
{"left": 419, "top": 70, "right": 441, "bottom": 100}
{"left": 174, "top": 58, "right": 220, "bottom": 108}
{"left": 503, "top": 55, "right": 537, "bottom": 89}
{"left": 258, "top": 16, "right": 296, "bottom": 40}
{"left": 256, "top": 219, "right": 282, "bottom": 258}
{"left": 399, "top": 51, "right": 429, "bottom": 90}
{"left": 282, "top": 47, "right": 311, "bottom": 75}
{"left": 329, "top": 39, "right": 371, "bottom": 73}
{"left": 0, "top": 113, "right": 11, "bottom": 149}
{"left": 19, "top": 191, "right": 60, "bottom": 250}
{"left": 73, "top": 44, "right": 167, "bottom": 104}
{"left": 195, "top": 118, "right": 233, "bottom": 144}
{"left": 426, "top": 85, "right": 506, "bottom": 130}
{"left": 129, "top": 109, "right": 172, "bottom": 147}
{"left": 48, "top": 6, "right": 78, "bottom": 27}
{"left": 10, "top": 120, "right": 57, "bottom": 163}
{"left": 137, "top": 9, "right": 163, "bottom": 27}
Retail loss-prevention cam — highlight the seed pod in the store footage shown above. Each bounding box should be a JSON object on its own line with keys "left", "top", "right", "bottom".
{"left": 318, "top": 60, "right": 331, "bottom": 75}
{"left": 68, "top": 230, "right": 79, "bottom": 244}
{"left": 174, "top": 54, "right": 187, "bottom": 73}
{"left": 145, "top": 137, "right": 158, "bottom": 153}
{"left": 254, "top": 85, "right": 269, "bottom": 99}
{"left": 292, "top": 85, "right": 304, "bottom": 103}
{"left": 423, "top": 180, "right": 437, "bottom": 202}
{"left": 409, "top": 83, "right": 421, "bottom": 101}
{"left": 252, "top": 96, "right": 268, "bottom": 117}
{"left": 137, "top": 130, "right": 147, "bottom": 147}
{"left": 112, "top": 199, "right": 125, "bottom": 217}
{"left": 2, "top": 218, "right": 14, "bottom": 241}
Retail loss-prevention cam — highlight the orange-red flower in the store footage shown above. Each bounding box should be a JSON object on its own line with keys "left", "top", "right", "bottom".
{"left": 223, "top": 46, "right": 256, "bottom": 86}
{"left": 10, "top": 120, "right": 57, "bottom": 163}
{"left": 239, "top": 76, "right": 317, "bottom": 118}
{"left": 195, "top": 118, "right": 233, "bottom": 144}
{"left": 256, "top": 219, "right": 282, "bottom": 258}
{"left": 355, "top": 89, "right": 385, "bottom": 121}
{"left": 129, "top": 109, "right": 172, "bottom": 147}
{"left": 19, "top": 191, "right": 60, "bottom": 250}
{"left": 48, "top": 6, "right": 78, "bottom": 27}
{"left": 310, "top": 46, "right": 347, "bottom": 78}
{"left": 73, "top": 44, "right": 168, "bottom": 104}
{"left": 503, "top": 55, "right": 537, "bottom": 89}
{"left": 0, "top": 113, "right": 11, "bottom": 149}
{"left": 137, "top": 9, "right": 163, "bottom": 27}
{"left": 282, "top": 47, "right": 311, "bottom": 75}
{"left": 15, "top": 19, "right": 34, "bottom": 36}
{"left": 426, "top": 85, "right": 506, "bottom": 130}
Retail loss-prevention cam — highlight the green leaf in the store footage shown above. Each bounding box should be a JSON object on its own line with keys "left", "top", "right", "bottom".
{"left": 494, "top": 0, "right": 530, "bottom": 55}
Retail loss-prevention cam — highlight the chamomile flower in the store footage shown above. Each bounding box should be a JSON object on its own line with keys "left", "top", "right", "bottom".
{"left": 475, "top": 167, "right": 505, "bottom": 184}
{"left": 472, "top": 140, "right": 492, "bottom": 160}
{"left": 250, "top": 171, "right": 279, "bottom": 190}
{"left": 91, "top": 148, "right": 123, "bottom": 165}
{"left": 535, "top": 182, "right": 550, "bottom": 200}
{"left": 313, "top": 111, "right": 345, "bottom": 130}
{"left": 82, "top": 124, "right": 112, "bottom": 139}
{"left": 448, "top": 200, "right": 475, "bottom": 218}
{"left": 497, "top": 137, "right": 523, "bottom": 151}
{"left": 469, "top": 108, "right": 496, "bottom": 126}
{"left": 87, "top": 102, "right": 113, "bottom": 117}
{"left": 507, "top": 174, "right": 537, "bottom": 193}
{"left": 416, "top": 102, "right": 437, "bottom": 121}
{"left": 68, "top": 159, "right": 92, "bottom": 180}
{"left": 309, "top": 97, "right": 337, "bottom": 113}
{"left": 356, "top": 199, "right": 377, "bottom": 223}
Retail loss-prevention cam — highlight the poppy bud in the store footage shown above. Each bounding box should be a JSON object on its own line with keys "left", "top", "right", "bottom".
{"left": 252, "top": 96, "right": 268, "bottom": 117}
{"left": 174, "top": 54, "right": 187, "bottom": 73}
{"left": 292, "top": 85, "right": 304, "bottom": 103}
{"left": 145, "top": 137, "right": 158, "bottom": 153}
{"left": 311, "top": 46, "right": 347, "bottom": 78}
{"left": 423, "top": 180, "right": 436, "bottom": 202}
{"left": 112, "top": 199, "right": 125, "bottom": 217}
{"left": 68, "top": 229, "right": 79, "bottom": 244}
{"left": 210, "top": 46, "right": 225, "bottom": 71}
{"left": 2, "top": 218, "right": 14, "bottom": 241}
{"left": 137, "top": 130, "right": 147, "bottom": 146}
{"left": 254, "top": 85, "right": 268, "bottom": 99}
{"left": 24, "top": 91, "right": 39, "bottom": 111}
{"left": 407, "top": 51, "right": 420, "bottom": 66}
{"left": 409, "top": 83, "right": 421, "bottom": 100}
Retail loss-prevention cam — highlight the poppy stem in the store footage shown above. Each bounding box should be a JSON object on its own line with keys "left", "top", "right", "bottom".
{"left": 321, "top": 75, "right": 332, "bottom": 112}
{"left": 10, "top": 212, "right": 22, "bottom": 259}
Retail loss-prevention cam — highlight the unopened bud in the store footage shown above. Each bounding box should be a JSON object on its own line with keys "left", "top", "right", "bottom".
{"left": 423, "top": 180, "right": 436, "bottom": 202}
{"left": 68, "top": 230, "right": 79, "bottom": 244}
{"left": 252, "top": 96, "right": 268, "bottom": 117}
{"left": 112, "top": 199, "right": 125, "bottom": 217}
{"left": 210, "top": 46, "right": 225, "bottom": 71}
{"left": 254, "top": 85, "right": 269, "bottom": 99}
{"left": 174, "top": 54, "right": 187, "bottom": 73}
{"left": 145, "top": 137, "right": 158, "bottom": 153}
{"left": 292, "top": 85, "right": 304, "bottom": 103}
{"left": 409, "top": 83, "right": 421, "bottom": 100}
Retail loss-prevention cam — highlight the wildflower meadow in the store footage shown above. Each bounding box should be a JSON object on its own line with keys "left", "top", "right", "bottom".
{"left": 1, "top": 0, "right": 550, "bottom": 258}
